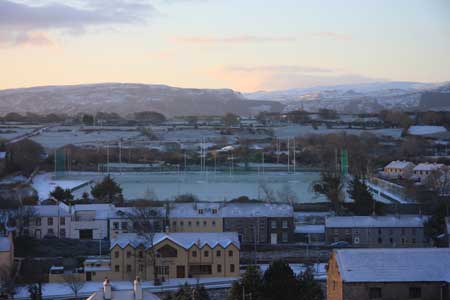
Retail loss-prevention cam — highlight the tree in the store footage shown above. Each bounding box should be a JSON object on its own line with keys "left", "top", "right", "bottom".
{"left": 347, "top": 177, "right": 381, "bottom": 215}
{"left": 192, "top": 283, "right": 210, "bottom": 300}
{"left": 262, "top": 260, "right": 299, "bottom": 300}
{"left": 229, "top": 265, "right": 263, "bottom": 300}
{"left": 28, "top": 283, "right": 42, "bottom": 300}
{"left": 318, "top": 109, "right": 337, "bottom": 120}
{"left": 297, "top": 266, "right": 323, "bottom": 300}
{"left": 287, "top": 110, "right": 310, "bottom": 124}
{"left": 49, "top": 186, "right": 74, "bottom": 202}
{"left": 6, "top": 139, "right": 45, "bottom": 175}
{"left": 0, "top": 263, "right": 17, "bottom": 299}
{"left": 64, "top": 273, "right": 85, "bottom": 299}
{"left": 223, "top": 113, "right": 240, "bottom": 128}
{"left": 258, "top": 181, "right": 276, "bottom": 203}
{"left": 312, "top": 172, "right": 344, "bottom": 214}
{"left": 124, "top": 206, "right": 163, "bottom": 283}
{"left": 134, "top": 111, "right": 166, "bottom": 124}
{"left": 424, "top": 167, "right": 450, "bottom": 196}
{"left": 424, "top": 201, "right": 448, "bottom": 246}
{"left": 90, "top": 175, "right": 123, "bottom": 204}
{"left": 81, "top": 114, "right": 94, "bottom": 126}
{"left": 277, "top": 183, "right": 297, "bottom": 205}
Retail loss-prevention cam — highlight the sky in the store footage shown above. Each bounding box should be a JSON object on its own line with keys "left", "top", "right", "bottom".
{"left": 0, "top": 0, "right": 449, "bottom": 92}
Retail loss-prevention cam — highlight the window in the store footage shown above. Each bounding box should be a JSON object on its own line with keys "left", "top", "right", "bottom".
{"left": 47, "top": 217, "right": 53, "bottom": 226}
{"left": 354, "top": 237, "right": 360, "bottom": 244}
{"left": 189, "top": 265, "right": 211, "bottom": 275}
{"left": 409, "top": 287, "right": 421, "bottom": 299}
{"left": 198, "top": 209, "right": 204, "bottom": 214}
{"left": 203, "top": 221, "right": 207, "bottom": 226}
{"left": 35, "top": 217, "right": 41, "bottom": 226}
{"left": 115, "top": 265, "right": 120, "bottom": 272}
{"left": 217, "top": 264, "right": 222, "bottom": 272}
{"left": 192, "top": 251, "right": 197, "bottom": 257}
{"left": 369, "top": 287, "right": 382, "bottom": 299}
{"left": 389, "top": 238, "right": 393, "bottom": 244}
{"left": 401, "top": 238, "right": 406, "bottom": 245}
{"left": 172, "top": 221, "right": 177, "bottom": 226}
{"left": 60, "top": 217, "right": 65, "bottom": 225}
{"left": 228, "top": 250, "right": 233, "bottom": 257}
{"left": 138, "top": 251, "right": 143, "bottom": 258}
{"left": 212, "top": 221, "right": 216, "bottom": 226}
{"left": 60, "top": 228, "right": 66, "bottom": 238}
{"left": 139, "top": 264, "right": 144, "bottom": 272}
{"left": 230, "top": 264, "right": 235, "bottom": 272}
{"left": 377, "top": 237, "right": 382, "bottom": 244}
{"left": 188, "top": 221, "right": 192, "bottom": 227}
{"left": 282, "top": 232, "right": 288, "bottom": 242}
{"left": 282, "top": 220, "right": 288, "bottom": 229}
{"left": 126, "top": 251, "right": 131, "bottom": 258}
{"left": 216, "top": 250, "right": 221, "bottom": 257}
{"left": 156, "top": 266, "right": 169, "bottom": 275}
{"left": 212, "top": 209, "right": 218, "bottom": 214}
{"left": 114, "top": 251, "right": 120, "bottom": 258}
{"left": 121, "top": 222, "right": 128, "bottom": 230}
{"left": 47, "top": 228, "right": 54, "bottom": 236}
{"left": 113, "top": 222, "right": 119, "bottom": 230}
{"left": 204, "top": 251, "right": 209, "bottom": 257}
{"left": 377, "top": 228, "right": 382, "bottom": 235}
{"left": 180, "top": 221, "right": 184, "bottom": 226}
{"left": 126, "top": 265, "right": 132, "bottom": 272}
{"left": 23, "top": 229, "right": 29, "bottom": 236}
{"left": 271, "top": 220, "right": 277, "bottom": 229}
{"left": 196, "top": 221, "right": 200, "bottom": 226}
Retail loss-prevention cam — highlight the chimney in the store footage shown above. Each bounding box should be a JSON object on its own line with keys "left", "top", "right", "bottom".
{"left": 165, "top": 225, "right": 170, "bottom": 234}
{"left": 103, "top": 277, "right": 112, "bottom": 300}
{"left": 134, "top": 276, "right": 143, "bottom": 300}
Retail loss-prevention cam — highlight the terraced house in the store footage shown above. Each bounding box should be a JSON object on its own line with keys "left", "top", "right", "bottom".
{"left": 95, "top": 232, "right": 240, "bottom": 282}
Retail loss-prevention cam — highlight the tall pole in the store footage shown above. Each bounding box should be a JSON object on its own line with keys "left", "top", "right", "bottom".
{"left": 293, "top": 138, "right": 296, "bottom": 173}
{"left": 287, "top": 138, "right": 290, "bottom": 174}
{"left": 107, "top": 145, "right": 110, "bottom": 174}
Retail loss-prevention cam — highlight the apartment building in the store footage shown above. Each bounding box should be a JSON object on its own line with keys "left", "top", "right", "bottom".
{"left": 168, "top": 203, "right": 223, "bottom": 233}
{"left": 413, "top": 162, "right": 446, "bottom": 182}
{"left": 25, "top": 204, "right": 72, "bottom": 239}
{"left": 99, "top": 232, "right": 240, "bottom": 282}
{"left": 325, "top": 215, "right": 428, "bottom": 248}
{"left": 70, "top": 204, "right": 114, "bottom": 240}
{"left": 327, "top": 248, "right": 450, "bottom": 300}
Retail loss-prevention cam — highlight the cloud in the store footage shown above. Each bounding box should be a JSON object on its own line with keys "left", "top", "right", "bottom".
{"left": 311, "top": 32, "right": 352, "bottom": 41}
{"left": 0, "top": 0, "right": 154, "bottom": 46}
{"left": 173, "top": 35, "right": 296, "bottom": 44}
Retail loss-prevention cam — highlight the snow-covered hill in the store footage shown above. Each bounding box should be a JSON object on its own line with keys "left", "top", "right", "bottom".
{"left": 0, "top": 83, "right": 284, "bottom": 116}
{"left": 245, "top": 81, "right": 450, "bottom": 113}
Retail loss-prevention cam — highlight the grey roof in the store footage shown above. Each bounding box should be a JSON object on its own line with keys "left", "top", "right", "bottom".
{"left": 295, "top": 224, "right": 325, "bottom": 234}
{"left": 384, "top": 160, "right": 414, "bottom": 169}
{"left": 335, "top": 248, "right": 450, "bottom": 283}
{"left": 34, "top": 204, "right": 71, "bottom": 217}
{"left": 111, "top": 232, "right": 240, "bottom": 250}
{"left": 0, "top": 236, "right": 11, "bottom": 252}
{"left": 325, "top": 215, "right": 426, "bottom": 228}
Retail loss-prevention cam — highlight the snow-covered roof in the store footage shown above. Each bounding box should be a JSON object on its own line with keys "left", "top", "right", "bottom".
{"left": 384, "top": 160, "right": 414, "bottom": 169}
{"left": 408, "top": 125, "right": 447, "bottom": 136}
{"left": 34, "top": 204, "right": 71, "bottom": 217}
{"left": 335, "top": 248, "right": 450, "bottom": 283}
{"left": 325, "top": 215, "right": 426, "bottom": 228}
{"left": 221, "top": 203, "right": 293, "bottom": 218}
{"left": 110, "top": 232, "right": 240, "bottom": 250}
{"left": 295, "top": 224, "right": 325, "bottom": 234}
{"left": 0, "top": 236, "right": 11, "bottom": 252}
{"left": 112, "top": 206, "right": 165, "bottom": 219}
{"left": 169, "top": 203, "right": 222, "bottom": 218}
{"left": 413, "top": 163, "right": 445, "bottom": 172}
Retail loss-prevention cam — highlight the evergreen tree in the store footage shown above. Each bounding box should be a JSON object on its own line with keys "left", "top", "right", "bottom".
{"left": 313, "top": 172, "right": 344, "bottom": 214}
{"left": 49, "top": 186, "right": 74, "bottom": 202}
{"left": 229, "top": 265, "right": 263, "bottom": 300}
{"left": 262, "top": 260, "right": 299, "bottom": 300}
{"left": 297, "top": 266, "right": 323, "bottom": 300}
{"left": 347, "top": 177, "right": 380, "bottom": 215}
{"left": 424, "top": 201, "right": 448, "bottom": 246}
{"left": 173, "top": 283, "right": 192, "bottom": 300}
{"left": 90, "top": 175, "right": 123, "bottom": 204}
{"left": 192, "top": 283, "right": 210, "bottom": 300}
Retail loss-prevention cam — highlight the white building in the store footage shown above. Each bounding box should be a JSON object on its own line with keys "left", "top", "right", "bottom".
{"left": 70, "top": 204, "right": 115, "bottom": 240}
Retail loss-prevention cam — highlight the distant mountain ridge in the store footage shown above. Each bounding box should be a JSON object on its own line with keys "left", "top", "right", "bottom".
{"left": 245, "top": 81, "right": 450, "bottom": 113}
{"left": 0, "top": 83, "right": 284, "bottom": 116}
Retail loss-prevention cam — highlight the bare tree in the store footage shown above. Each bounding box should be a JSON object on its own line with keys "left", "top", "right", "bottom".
{"left": 277, "top": 183, "right": 297, "bottom": 205}
{"left": 0, "top": 205, "right": 36, "bottom": 236}
{"left": 124, "top": 206, "right": 164, "bottom": 284}
{"left": 0, "top": 263, "right": 18, "bottom": 299}
{"left": 424, "top": 167, "right": 450, "bottom": 197}
{"left": 64, "top": 273, "right": 85, "bottom": 299}
{"left": 258, "top": 181, "right": 276, "bottom": 203}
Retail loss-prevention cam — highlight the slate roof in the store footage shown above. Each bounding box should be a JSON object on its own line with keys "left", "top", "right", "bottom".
{"left": 325, "top": 216, "right": 426, "bottom": 228}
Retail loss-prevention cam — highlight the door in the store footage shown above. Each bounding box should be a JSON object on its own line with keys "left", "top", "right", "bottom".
{"left": 79, "top": 229, "right": 93, "bottom": 240}
{"left": 86, "top": 272, "right": 92, "bottom": 281}
{"left": 176, "top": 265, "right": 185, "bottom": 278}
{"left": 270, "top": 233, "right": 278, "bottom": 245}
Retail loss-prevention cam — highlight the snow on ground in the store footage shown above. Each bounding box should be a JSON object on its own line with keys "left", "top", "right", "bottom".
{"left": 52, "top": 171, "right": 327, "bottom": 202}
{"left": 14, "top": 277, "right": 237, "bottom": 300}
{"left": 32, "top": 172, "right": 90, "bottom": 200}
{"left": 408, "top": 125, "right": 447, "bottom": 136}
{"left": 273, "top": 125, "right": 402, "bottom": 139}
{"left": 0, "top": 126, "right": 37, "bottom": 141}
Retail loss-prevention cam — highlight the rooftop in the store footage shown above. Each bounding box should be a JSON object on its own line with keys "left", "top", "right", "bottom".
{"left": 413, "top": 163, "right": 446, "bottom": 171}
{"left": 325, "top": 215, "right": 426, "bottom": 228}
{"left": 335, "top": 248, "right": 450, "bottom": 283}
{"left": 111, "top": 232, "right": 240, "bottom": 250}
{"left": 384, "top": 160, "right": 414, "bottom": 169}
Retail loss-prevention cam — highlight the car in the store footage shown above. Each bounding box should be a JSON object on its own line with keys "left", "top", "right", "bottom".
{"left": 330, "top": 241, "right": 351, "bottom": 248}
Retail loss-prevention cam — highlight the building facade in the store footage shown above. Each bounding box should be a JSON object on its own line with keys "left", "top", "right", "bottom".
{"left": 383, "top": 160, "right": 415, "bottom": 178}
{"left": 327, "top": 248, "right": 450, "bottom": 300}
{"left": 325, "top": 216, "right": 428, "bottom": 248}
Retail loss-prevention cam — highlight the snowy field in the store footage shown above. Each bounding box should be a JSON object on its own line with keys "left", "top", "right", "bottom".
{"left": 32, "top": 172, "right": 90, "bottom": 200}
{"left": 273, "top": 125, "right": 402, "bottom": 139}
{"left": 0, "top": 126, "right": 38, "bottom": 140}
{"left": 35, "top": 171, "right": 327, "bottom": 202}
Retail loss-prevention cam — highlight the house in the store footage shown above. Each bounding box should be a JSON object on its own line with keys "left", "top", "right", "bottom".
{"left": 70, "top": 204, "right": 115, "bottom": 240}
{"left": 87, "top": 277, "right": 160, "bottom": 300}
{"left": 168, "top": 203, "right": 223, "bottom": 233}
{"left": 109, "top": 207, "right": 166, "bottom": 239}
{"left": 222, "top": 203, "right": 294, "bottom": 245}
{"left": 0, "top": 231, "right": 14, "bottom": 271}
{"left": 413, "top": 162, "right": 446, "bottom": 182}
{"left": 383, "top": 160, "right": 415, "bottom": 178}
{"left": 325, "top": 215, "right": 428, "bottom": 248}
{"left": 86, "top": 231, "right": 240, "bottom": 282}
{"left": 25, "top": 204, "right": 71, "bottom": 239}
{"left": 327, "top": 248, "right": 450, "bottom": 300}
